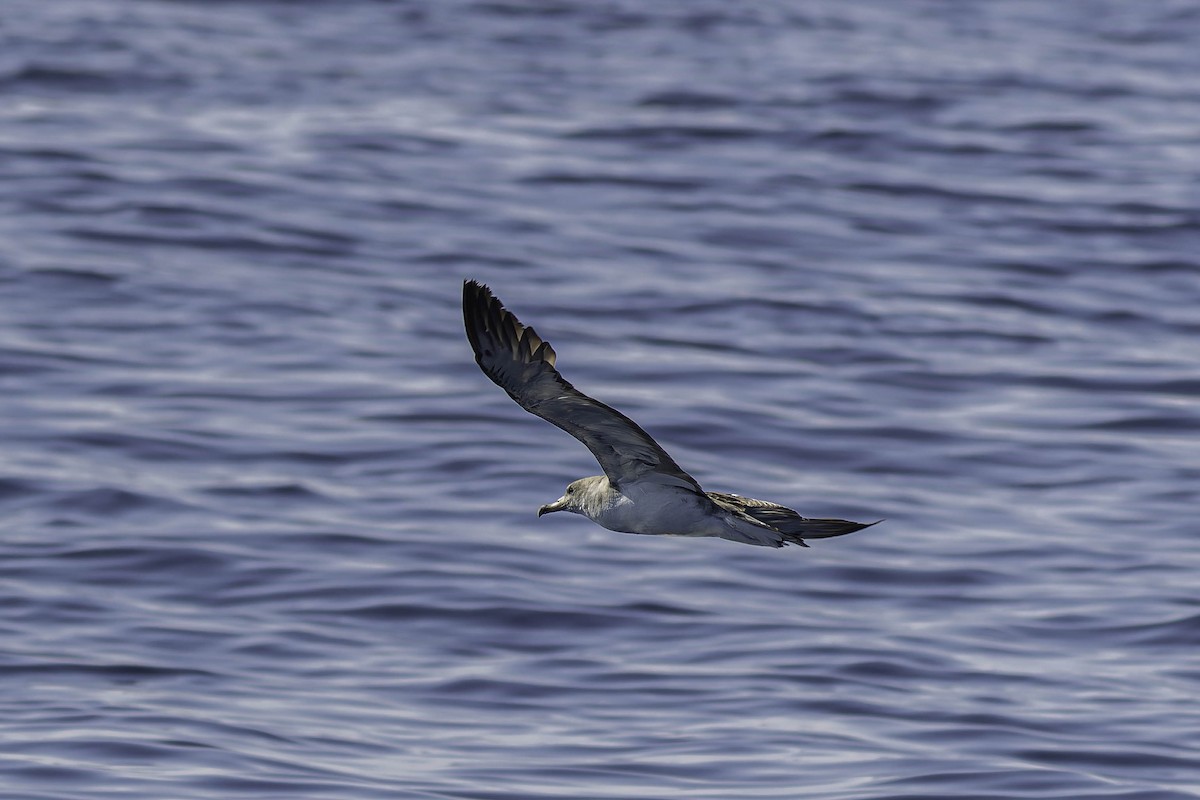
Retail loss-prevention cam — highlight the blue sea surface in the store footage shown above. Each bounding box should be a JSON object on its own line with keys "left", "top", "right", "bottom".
{"left": 1, "top": 1, "right": 1198, "bottom": 798}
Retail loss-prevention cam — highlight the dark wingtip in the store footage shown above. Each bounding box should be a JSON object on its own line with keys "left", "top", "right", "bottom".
{"left": 463, "top": 279, "right": 493, "bottom": 312}
{"left": 463, "top": 279, "right": 500, "bottom": 361}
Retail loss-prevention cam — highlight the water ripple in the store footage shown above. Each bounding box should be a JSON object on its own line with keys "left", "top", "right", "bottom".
{"left": 2, "top": 0, "right": 1198, "bottom": 798}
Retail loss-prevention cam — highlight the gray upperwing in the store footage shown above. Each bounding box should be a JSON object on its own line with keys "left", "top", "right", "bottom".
{"left": 463, "top": 280, "right": 702, "bottom": 492}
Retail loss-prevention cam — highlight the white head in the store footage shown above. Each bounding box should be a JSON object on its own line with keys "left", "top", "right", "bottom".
{"left": 537, "top": 475, "right": 608, "bottom": 518}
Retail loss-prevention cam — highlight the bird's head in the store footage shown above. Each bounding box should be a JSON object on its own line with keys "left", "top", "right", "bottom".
{"left": 538, "top": 476, "right": 606, "bottom": 517}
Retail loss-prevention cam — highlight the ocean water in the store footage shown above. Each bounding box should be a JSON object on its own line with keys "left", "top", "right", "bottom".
{"left": 1, "top": 1, "right": 1198, "bottom": 798}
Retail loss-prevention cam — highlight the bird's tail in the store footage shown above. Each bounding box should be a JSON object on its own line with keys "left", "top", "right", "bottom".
{"left": 706, "top": 491, "right": 880, "bottom": 547}
{"left": 773, "top": 517, "right": 881, "bottom": 541}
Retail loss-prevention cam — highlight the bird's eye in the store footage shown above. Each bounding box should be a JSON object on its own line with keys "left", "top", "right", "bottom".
{"left": 566, "top": 486, "right": 574, "bottom": 495}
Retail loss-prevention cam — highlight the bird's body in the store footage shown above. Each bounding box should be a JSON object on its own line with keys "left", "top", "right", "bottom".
{"left": 561, "top": 476, "right": 717, "bottom": 538}
{"left": 463, "top": 280, "right": 878, "bottom": 549}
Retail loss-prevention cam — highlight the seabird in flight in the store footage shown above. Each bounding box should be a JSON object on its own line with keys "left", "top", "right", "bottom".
{"left": 463, "top": 280, "right": 879, "bottom": 549}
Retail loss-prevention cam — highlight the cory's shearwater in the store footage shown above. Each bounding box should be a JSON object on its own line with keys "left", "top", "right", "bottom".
{"left": 463, "top": 280, "right": 878, "bottom": 549}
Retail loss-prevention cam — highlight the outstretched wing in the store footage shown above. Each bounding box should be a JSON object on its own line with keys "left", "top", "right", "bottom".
{"left": 463, "top": 280, "right": 702, "bottom": 492}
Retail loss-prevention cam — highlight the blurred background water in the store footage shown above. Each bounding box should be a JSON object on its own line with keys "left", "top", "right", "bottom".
{"left": 1, "top": 1, "right": 1198, "bottom": 798}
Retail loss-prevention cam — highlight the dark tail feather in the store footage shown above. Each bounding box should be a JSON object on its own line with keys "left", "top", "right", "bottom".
{"left": 774, "top": 518, "right": 882, "bottom": 541}
{"left": 705, "top": 492, "right": 882, "bottom": 546}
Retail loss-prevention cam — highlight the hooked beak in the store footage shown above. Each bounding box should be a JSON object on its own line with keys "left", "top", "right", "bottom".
{"left": 537, "top": 497, "right": 568, "bottom": 517}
